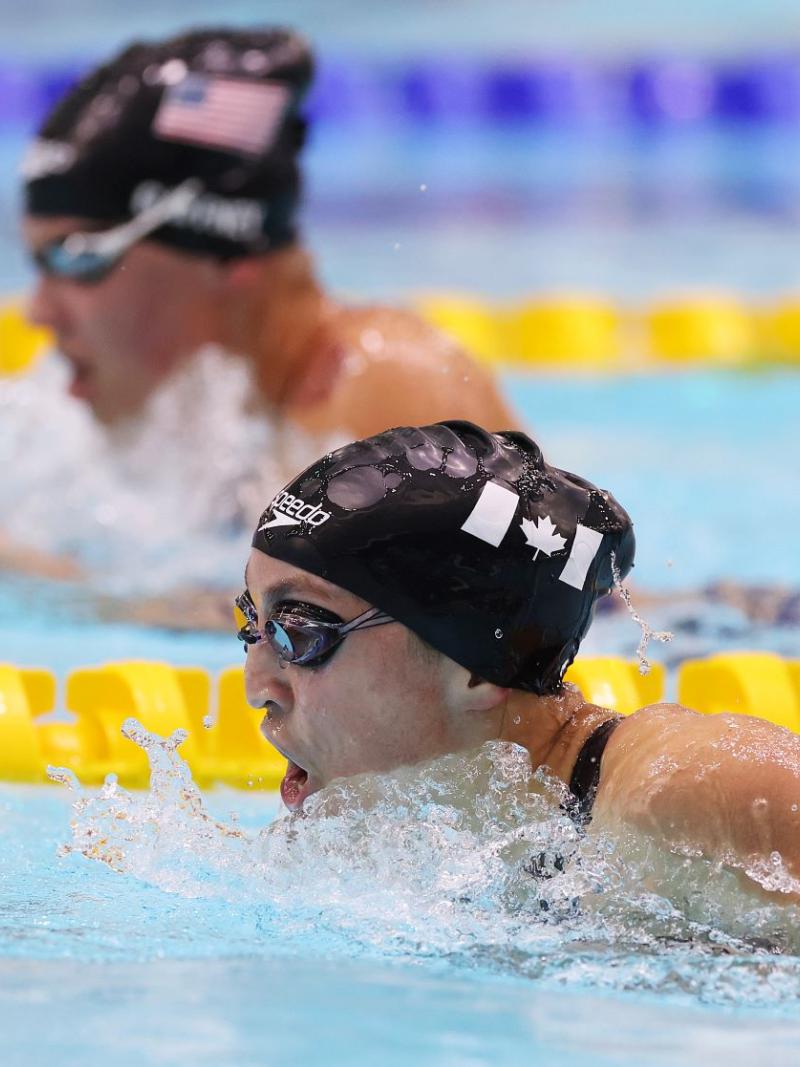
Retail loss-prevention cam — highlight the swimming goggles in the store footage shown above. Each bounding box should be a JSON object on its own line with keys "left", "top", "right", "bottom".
{"left": 31, "top": 179, "right": 202, "bottom": 284}
{"left": 235, "top": 590, "right": 395, "bottom": 667}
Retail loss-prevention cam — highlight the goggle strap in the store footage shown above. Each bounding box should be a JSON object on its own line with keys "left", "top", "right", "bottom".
{"left": 64, "top": 179, "right": 203, "bottom": 259}
{"left": 339, "top": 608, "right": 394, "bottom": 635}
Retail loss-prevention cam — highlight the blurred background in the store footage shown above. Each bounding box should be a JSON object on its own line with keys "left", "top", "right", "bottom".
{"left": 2, "top": 0, "right": 800, "bottom": 669}
{"left": 4, "top": 0, "right": 800, "bottom": 297}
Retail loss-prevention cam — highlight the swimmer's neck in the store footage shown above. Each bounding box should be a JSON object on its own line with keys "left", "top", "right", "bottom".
{"left": 220, "top": 246, "right": 342, "bottom": 414}
{"left": 495, "top": 685, "right": 614, "bottom": 787}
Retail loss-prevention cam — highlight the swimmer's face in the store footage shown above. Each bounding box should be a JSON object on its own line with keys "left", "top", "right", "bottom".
{"left": 23, "top": 216, "right": 226, "bottom": 424}
{"left": 243, "top": 550, "right": 503, "bottom": 811}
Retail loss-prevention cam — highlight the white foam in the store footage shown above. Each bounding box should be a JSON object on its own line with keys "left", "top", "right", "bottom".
{"left": 0, "top": 348, "right": 343, "bottom": 594}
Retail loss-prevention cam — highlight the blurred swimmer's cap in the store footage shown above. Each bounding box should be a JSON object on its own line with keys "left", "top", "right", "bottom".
{"left": 252, "top": 421, "right": 635, "bottom": 694}
{"left": 23, "top": 27, "right": 314, "bottom": 258}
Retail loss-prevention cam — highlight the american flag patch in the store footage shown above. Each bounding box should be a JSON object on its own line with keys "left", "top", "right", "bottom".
{"left": 153, "top": 74, "right": 289, "bottom": 156}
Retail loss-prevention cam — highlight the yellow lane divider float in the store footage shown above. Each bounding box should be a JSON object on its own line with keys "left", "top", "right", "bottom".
{"left": 417, "top": 292, "right": 800, "bottom": 368}
{"left": 0, "top": 661, "right": 286, "bottom": 789}
{"left": 4, "top": 292, "right": 800, "bottom": 373}
{"left": 678, "top": 652, "right": 800, "bottom": 733}
{"left": 0, "top": 301, "right": 52, "bottom": 375}
{"left": 0, "top": 654, "right": 799, "bottom": 787}
{"left": 564, "top": 657, "right": 666, "bottom": 715}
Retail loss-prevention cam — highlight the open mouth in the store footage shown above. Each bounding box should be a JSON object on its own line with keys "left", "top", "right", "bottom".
{"left": 63, "top": 355, "right": 95, "bottom": 400}
{"left": 260, "top": 717, "right": 316, "bottom": 811}
{"left": 280, "top": 759, "right": 313, "bottom": 811}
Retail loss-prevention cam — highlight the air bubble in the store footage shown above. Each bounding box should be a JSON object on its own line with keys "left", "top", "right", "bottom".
{"left": 495, "top": 628, "right": 503, "bottom": 639}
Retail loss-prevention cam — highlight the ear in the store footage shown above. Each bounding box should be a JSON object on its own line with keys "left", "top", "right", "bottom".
{"left": 221, "top": 256, "right": 264, "bottom": 292}
{"left": 446, "top": 661, "right": 509, "bottom": 714}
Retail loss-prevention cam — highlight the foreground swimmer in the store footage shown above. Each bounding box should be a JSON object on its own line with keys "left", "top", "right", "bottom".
{"left": 21, "top": 27, "right": 511, "bottom": 435}
{"left": 241, "top": 421, "right": 800, "bottom": 903}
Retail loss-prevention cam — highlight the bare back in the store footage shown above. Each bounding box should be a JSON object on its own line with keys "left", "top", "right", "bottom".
{"left": 289, "top": 304, "right": 516, "bottom": 439}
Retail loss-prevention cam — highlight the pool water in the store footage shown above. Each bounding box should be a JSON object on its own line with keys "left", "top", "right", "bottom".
{"left": 9, "top": 956, "right": 800, "bottom": 1067}
{"left": 4, "top": 733, "right": 800, "bottom": 1067}
{"left": 4, "top": 1, "right": 800, "bottom": 1063}
{"left": 1, "top": 352, "right": 799, "bottom": 1067}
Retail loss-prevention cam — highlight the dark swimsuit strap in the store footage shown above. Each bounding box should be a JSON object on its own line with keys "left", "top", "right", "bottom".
{"left": 566, "top": 716, "right": 622, "bottom": 825}
{"left": 525, "top": 715, "right": 624, "bottom": 883}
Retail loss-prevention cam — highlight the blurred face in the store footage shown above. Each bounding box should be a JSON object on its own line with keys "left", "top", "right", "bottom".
{"left": 243, "top": 550, "right": 466, "bottom": 811}
{"left": 22, "top": 216, "right": 225, "bottom": 424}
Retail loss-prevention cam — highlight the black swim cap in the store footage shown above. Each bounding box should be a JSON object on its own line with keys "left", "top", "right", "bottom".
{"left": 252, "top": 421, "right": 635, "bottom": 694}
{"left": 23, "top": 27, "right": 313, "bottom": 258}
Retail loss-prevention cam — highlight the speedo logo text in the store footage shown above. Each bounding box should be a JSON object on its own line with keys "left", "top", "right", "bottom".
{"left": 258, "top": 490, "right": 332, "bottom": 530}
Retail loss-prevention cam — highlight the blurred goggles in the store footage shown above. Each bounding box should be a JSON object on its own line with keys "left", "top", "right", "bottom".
{"left": 31, "top": 179, "right": 202, "bottom": 284}
{"left": 235, "top": 590, "right": 395, "bottom": 668}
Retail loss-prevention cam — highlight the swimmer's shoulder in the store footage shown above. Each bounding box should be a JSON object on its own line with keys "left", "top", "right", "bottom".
{"left": 594, "top": 702, "right": 800, "bottom": 850}
{"left": 321, "top": 303, "right": 517, "bottom": 436}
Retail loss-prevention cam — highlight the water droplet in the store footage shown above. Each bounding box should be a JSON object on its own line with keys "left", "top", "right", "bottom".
{"left": 46, "top": 765, "right": 81, "bottom": 791}
{"left": 419, "top": 183, "right": 427, "bottom": 192}
{"left": 360, "top": 328, "right": 385, "bottom": 355}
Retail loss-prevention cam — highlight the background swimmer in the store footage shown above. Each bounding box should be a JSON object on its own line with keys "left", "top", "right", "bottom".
{"left": 21, "top": 27, "right": 512, "bottom": 435}
{"left": 6, "top": 26, "right": 514, "bottom": 590}
{"left": 242, "top": 421, "right": 800, "bottom": 908}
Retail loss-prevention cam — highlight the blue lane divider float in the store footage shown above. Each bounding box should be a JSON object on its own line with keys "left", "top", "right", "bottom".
{"left": 6, "top": 54, "right": 800, "bottom": 132}
{"left": 0, "top": 62, "right": 83, "bottom": 127}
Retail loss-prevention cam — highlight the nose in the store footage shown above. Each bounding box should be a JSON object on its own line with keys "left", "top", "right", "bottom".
{"left": 244, "top": 643, "right": 293, "bottom": 715}
{"left": 27, "top": 276, "right": 68, "bottom": 333}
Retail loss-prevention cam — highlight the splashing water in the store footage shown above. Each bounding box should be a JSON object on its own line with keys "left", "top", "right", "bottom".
{"left": 611, "top": 553, "right": 673, "bottom": 673}
{"left": 0, "top": 349, "right": 344, "bottom": 594}
{"left": 47, "top": 720, "right": 800, "bottom": 1007}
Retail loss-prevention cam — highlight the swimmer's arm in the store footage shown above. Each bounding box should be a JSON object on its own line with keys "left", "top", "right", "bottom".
{"left": 0, "top": 531, "right": 232, "bottom": 627}
{"left": 0, "top": 530, "right": 83, "bottom": 581}
{"left": 99, "top": 589, "right": 236, "bottom": 632}
{"left": 594, "top": 704, "right": 800, "bottom": 903}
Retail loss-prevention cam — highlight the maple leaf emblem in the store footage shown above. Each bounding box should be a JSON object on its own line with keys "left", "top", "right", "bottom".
{"left": 520, "top": 514, "right": 567, "bottom": 561}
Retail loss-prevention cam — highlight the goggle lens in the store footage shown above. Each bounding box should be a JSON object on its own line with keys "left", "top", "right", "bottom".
{"left": 234, "top": 592, "right": 394, "bottom": 668}
{"left": 34, "top": 241, "right": 118, "bottom": 284}
{"left": 266, "top": 619, "right": 331, "bottom": 665}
